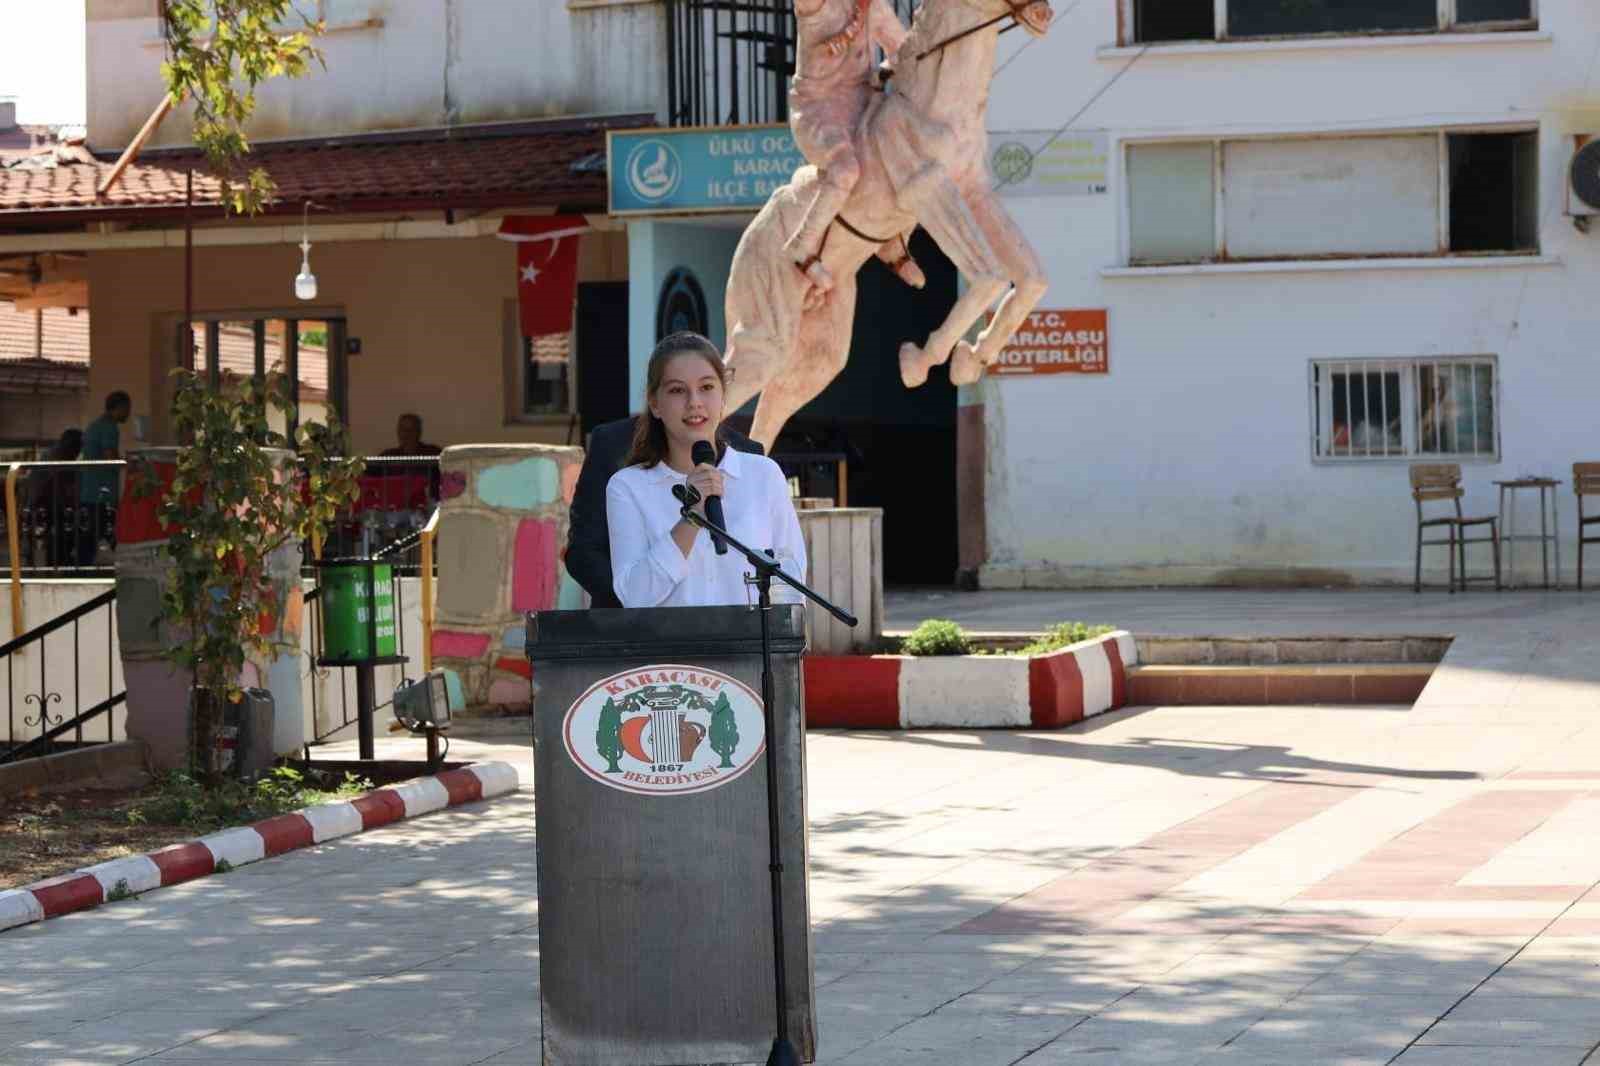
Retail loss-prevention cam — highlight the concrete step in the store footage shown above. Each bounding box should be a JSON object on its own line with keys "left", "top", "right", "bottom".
{"left": 1136, "top": 635, "right": 1451, "bottom": 666}
{"left": 0, "top": 740, "right": 150, "bottom": 798}
{"left": 1126, "top": 663, "right": 1434, "bottom": 706}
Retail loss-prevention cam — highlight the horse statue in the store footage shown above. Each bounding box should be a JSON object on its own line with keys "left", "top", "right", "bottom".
{"left": 723, "top": 0, "right": 1055, "bottom": 449}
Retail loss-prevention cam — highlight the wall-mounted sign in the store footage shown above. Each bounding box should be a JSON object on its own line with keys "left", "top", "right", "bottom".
{"left": 988, "top": 310, "right": 1109, "bottom": 376}
{"left": 987, "top": 131, "right": 1109, "bottom": 197}
{"left": 608, "top": 125, "right": 806, "bottom": 217}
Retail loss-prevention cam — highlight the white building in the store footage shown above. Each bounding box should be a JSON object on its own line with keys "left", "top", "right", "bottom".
{"left": 970, "top": 0, "right": 1594, "bottom": 587}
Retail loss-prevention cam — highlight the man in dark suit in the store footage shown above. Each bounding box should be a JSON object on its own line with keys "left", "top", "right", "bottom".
{"left": 565, "top": 415, "right": 766, "bottom": 608}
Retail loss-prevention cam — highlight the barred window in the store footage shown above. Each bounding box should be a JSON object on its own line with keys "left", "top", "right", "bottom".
{"left": 1311, "top": 358, "right": 1498, "bottom": 461}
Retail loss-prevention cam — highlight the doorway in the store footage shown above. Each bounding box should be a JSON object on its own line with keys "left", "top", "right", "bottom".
{"left": 575, "top": 282, "right": 631, "bottom": 440}
{"left": 773, "top": 229, "right": 959, "bottom": 586}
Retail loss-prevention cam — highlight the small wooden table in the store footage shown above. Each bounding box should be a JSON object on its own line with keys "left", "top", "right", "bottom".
{"left": 1495, "top": 477, "right": 1562, "bottom": 589}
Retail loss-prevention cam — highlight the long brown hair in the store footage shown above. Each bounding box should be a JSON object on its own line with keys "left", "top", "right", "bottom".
{"left": 625, "top": 331, "right": 732, "bottom": 469}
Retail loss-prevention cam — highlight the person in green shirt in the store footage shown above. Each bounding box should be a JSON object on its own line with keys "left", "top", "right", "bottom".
{"left": 77, "top": 390, "right": 130, "bottom": 566}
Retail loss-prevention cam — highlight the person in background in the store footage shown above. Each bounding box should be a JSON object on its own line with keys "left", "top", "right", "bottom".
{"left": 605, "top": 331, "right": 806, "bottom": 608}
{"left": 78, "top": 391, "right": 130, "bottom": 565}
{"left": 382, "top": 413, "right": 442, "bottom": 457}
{"left": 28, "top": 427, "right": 82, "bottom": 568}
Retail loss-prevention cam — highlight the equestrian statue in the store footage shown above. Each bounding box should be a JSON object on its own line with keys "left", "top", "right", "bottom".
{"left": 723, "top": 0, "right": 1056, "bottom": 449}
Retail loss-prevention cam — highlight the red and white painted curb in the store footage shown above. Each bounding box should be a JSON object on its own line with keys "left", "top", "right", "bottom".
{"left": 0, "top": 761, "right": 520, "bottom": 935}
{"left": 805, "top": 631, "right": 1137, "bottom": 730}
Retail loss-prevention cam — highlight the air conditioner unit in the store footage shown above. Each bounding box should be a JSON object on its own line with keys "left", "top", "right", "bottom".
{"left": 1568, "top": 134, "right": 1600, "bottom": 230}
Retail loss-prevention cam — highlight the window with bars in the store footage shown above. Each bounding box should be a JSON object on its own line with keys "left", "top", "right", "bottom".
{"left": 1125, "top": 0, "right": 1534, "bottom": 45}
{"left": 181, "top": 316, "right": 342, "bottom": 440}
{"left": 503, "top": 300, "right": 575, "bottom": 419}
{"left": 1310, "top": 358, "right": 1498, "bottom": 461}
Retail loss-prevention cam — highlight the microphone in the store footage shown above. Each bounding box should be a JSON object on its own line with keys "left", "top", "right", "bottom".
{"left": 690, "top": 440, "right": 729, "bottom": 555}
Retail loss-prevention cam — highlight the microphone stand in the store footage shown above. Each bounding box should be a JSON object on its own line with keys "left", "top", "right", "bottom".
{"left": 673, "top": 483, "right": 855, "bottom": 1066}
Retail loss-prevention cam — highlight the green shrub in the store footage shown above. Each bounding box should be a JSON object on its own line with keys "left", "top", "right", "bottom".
{"left": 900, "top": 619, "right": 972, "bottom": 657}
{"left": 128, "top": 766, "right": 372, "bottom": 835}
{"left": 1018, "top": 622, "right": 1116, "bottom": 657}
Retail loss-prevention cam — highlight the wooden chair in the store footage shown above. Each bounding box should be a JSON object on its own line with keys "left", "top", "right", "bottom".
{"left": 1575, "top": 462, "right": 1600, "bottom": 589}
{"left": 1411, "top": 464, "right": 1501, "bottom": 593}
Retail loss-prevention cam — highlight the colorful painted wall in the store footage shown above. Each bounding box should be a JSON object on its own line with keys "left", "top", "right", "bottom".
{"left": 430, "top": 444, "right": 585, "bottom": 711}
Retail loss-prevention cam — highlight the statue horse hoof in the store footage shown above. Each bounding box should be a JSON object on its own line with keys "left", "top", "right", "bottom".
{"left": 949, "top": 341, "right": 984, "bottom": 386}
{"left": 899, "top": 342, "right": 931, "bottom": 388}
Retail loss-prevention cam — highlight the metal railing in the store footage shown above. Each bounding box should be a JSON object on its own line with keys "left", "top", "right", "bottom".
{"left": 3, "top": 453, "right": 443, "bottom": 757}
{"left": 1, "top": 588, "right": 123, "bottom": 765}
{"left": 3, "top": 460, "right": 125, "bottom": 577}
{"left": 665, "top": 0, "right": 917, "bottom": 128}
{"left": 310, "top": 455, "right": 441, "bottom": 576}
{"left": 3, "top": 455, "right": 440, "bottom": 580}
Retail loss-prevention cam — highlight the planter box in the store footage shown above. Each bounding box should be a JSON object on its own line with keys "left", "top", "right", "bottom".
{"left": 795, "top": 508, "right": 884, "bottom": 656}
{"left": 805, "top": 630, "right": 1136, "bottom": 729}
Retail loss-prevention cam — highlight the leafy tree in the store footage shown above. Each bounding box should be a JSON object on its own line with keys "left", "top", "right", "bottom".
{"left": 596, "top": 698, "right": 624, "bottom": 773}
{"left": 135, "top": 370, "right": 360, "bottom": 776}
{"left": 159, "top": 0, "right": 325, "bottom": 214}
{"left": 708, "top": 692, "right": 740, "bottom": 769}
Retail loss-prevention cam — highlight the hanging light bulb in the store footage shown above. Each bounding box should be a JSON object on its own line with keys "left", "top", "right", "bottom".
{"left": 294, "top": 200, "right": 318, "bottom": 300}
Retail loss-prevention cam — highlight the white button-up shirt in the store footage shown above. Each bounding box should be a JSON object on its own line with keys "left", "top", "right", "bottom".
{"left": 606, "top": 446, "right": 808, "bottom": 608}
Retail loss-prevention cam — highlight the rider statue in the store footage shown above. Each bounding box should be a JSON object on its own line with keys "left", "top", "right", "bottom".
{"left": 787, "top": 0, "right": 925, "bottom": 295}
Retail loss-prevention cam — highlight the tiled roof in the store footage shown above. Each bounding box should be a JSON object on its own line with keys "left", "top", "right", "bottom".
{"left": 0, "top": 358, "right": 87, "bottom": 395}
{"left": 0, "top": 302, "right": 89, "bottom": 363}
{"left": 0, "top": 120, "right": 633, "bottom": 218}
{"left": 0, "top": 303, "right": 90, "bottom": 395}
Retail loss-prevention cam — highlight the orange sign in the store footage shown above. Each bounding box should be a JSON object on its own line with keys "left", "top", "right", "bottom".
{"left": 987, "top": 309, "right": 1108, "bottom": 376}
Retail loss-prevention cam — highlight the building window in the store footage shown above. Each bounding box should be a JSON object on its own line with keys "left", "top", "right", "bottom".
{"left": 1125, "top": 130, "right": 1538, "bottom": 265}
{"left": 523, "top": 334, "right": 573, "bottom": 416}
{"left": 182, "top": 317, "right": 339, "bottom": 438}
{"left": 504, "top": 300, "right": 574, "bottom": 419}
{"left": 1311, "top": 358, "right": 1498, "bottom": 461}
{"left": 1126, "top": 0, "right": 1534, "bottom": 43}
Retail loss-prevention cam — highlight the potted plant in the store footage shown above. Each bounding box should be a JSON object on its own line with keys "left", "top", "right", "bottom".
{"left": 133, "top": 369, "right": 361, "bottom": 778}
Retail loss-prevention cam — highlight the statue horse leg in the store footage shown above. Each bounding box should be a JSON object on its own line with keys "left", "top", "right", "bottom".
{"left": 892, "top": 160, "right": 1011, "bottom": 388}
{"left": 947, "top": 184, "right": 1049, "bottom": 385}
{"left": 748, "top": 272, "right": 858, "bottom": 451}
{"left": 725, "top": 192, "right": 810, "bottom": 415}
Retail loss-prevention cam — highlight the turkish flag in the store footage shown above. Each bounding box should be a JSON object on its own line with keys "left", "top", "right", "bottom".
{"left": 498, "top": 215, "right": 588, "bottom": 336}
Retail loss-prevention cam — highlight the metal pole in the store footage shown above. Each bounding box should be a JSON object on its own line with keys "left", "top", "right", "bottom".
{"left": 6, "top": 464, "right": 23, "bottom": 638}
{"left": 758, "top": 571, "right": 799, "bottom": 1066}
{"left": 358, "top": 559, "right": 378, "bottom": 760}
{"left": 184, "top": 168, "right": 193, "bottom": 378}
{"left": 355, "top": 664, "right": 375, "bottom": 761}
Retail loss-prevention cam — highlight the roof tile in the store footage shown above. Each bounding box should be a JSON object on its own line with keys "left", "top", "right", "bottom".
{"left": 0, "top": 126, "right": 615, "bottom": 216}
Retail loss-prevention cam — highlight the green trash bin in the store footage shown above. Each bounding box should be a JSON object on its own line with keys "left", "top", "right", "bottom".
{"left": 318, "top": 560, "right": 397, "bottom": 662}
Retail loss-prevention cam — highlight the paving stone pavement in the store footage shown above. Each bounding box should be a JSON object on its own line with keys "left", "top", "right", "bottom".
{"left": 5, "top": 589, "right": 1600, "bottom": 1066}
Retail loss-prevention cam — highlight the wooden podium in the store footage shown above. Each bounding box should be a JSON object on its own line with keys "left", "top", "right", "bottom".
{"left": 526, "top": 605, "right": 815, "bottom": 1065}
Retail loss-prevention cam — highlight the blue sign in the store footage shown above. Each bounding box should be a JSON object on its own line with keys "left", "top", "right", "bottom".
{"left": 607, "top": 125, "right": 806, "bottom": 216}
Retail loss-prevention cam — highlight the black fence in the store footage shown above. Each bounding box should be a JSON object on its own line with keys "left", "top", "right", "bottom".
{"left": 3, "top": 460, "right": 125, "bottom": 577}
{"left": 1, "top": 456, "right": 441, "bottom": 579}
{"left": 1, "top": 588, "right": 122, "bottom": 765}
{"left": 665, "top": 0, "right": 918, "bottom": 128}
{"left": 313, "top": 455, "right": 440, "bottom": 576}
